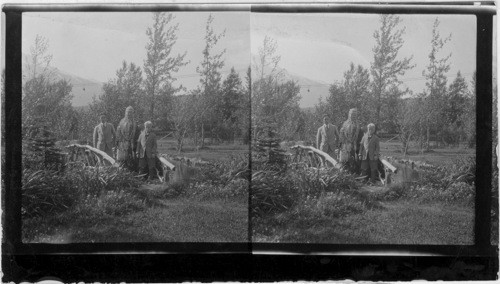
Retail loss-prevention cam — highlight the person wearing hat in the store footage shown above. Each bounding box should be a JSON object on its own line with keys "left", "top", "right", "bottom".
{"left": 93, "top": 114, "right": 116, "bottom": 157}
{"left": 316, "top": 115, "right": 340, "bottom": 158}
{"left": 136, "top": 121, "right": 158, "bottom": 180}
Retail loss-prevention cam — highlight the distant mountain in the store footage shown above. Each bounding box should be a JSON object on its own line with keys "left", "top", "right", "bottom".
{"left": 52, "top": 68, "right": 104, "bottom": 106}
{"left": 22, "top": 53, "right": 103, "bottom": 107}
{"left": 280, "top": 69, "right": 330, "bottom": 108}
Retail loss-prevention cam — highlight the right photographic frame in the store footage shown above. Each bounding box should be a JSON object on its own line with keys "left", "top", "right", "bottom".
{"left": 250, "top": 9, "right": 496, "bottom": 247}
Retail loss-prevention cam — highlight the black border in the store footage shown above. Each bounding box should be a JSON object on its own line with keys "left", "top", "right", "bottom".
{"left": 2, "top": 3, "right": 498, "bottom": 282}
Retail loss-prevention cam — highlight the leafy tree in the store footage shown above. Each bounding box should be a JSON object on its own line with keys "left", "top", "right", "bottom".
{"left": 461, "top": 72, "right": 476, "bottom": 148}
{"left": 23, "top": 76, "right": 74, "bottom": 139}
{"left": 395, "top": 97, "right": 423, "bottom": 156}
{"left": 370, "top": 15, "right": 414, "bottom": 129}
{"left": 316, "top": 82, "right": 349, "bottom": 127}
{"left": 240, "top": 66, "right": 252, "bottom": 144}
{"left": 254, "top": 35, "right": 281, "bottom": 82}
{"left": 171, "top": 92, "right": 199, "bottom": 152}
{"left": 441, "top": 71, "right": 468, "bottom": 146}
{"left": 253, "top": 75, "right": 301, "bottom": 140}
{"left": 219, "top": 67, "right": 245, "bottom": 142}
{"left": 422, "top": 17, "right": 452, "bottom": 148}
{"left": 252, "top": 36, "right": 302, "bottom": 142}
{"left": 318, "top": 63, "right": 371, "bottom": 130}
{"left": 90, "top": 61, "right": 145, "bottom": 132}
{"left": 22, "top": 36, "right": 75, "bottom": 141}
{"left": 143, "top": 12, "right": 188, "bottom": 123}
{"left": 24, "top": 35, "right": 53, "bottom": 81}
{"left": 342, "top": 63, "right": 372, "bottom": 125}
{"left": 195, "top": 14, "right": 226, "bottom": 146}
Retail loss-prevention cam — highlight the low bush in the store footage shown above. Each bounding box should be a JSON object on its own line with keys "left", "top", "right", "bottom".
{"left": 251, "top": 165, "right": 365, "bottom": 218}
{"left": 22, "top": 164, "right": 145, "bottom": 218}
{"left": 68, "top": 165, "right": 142, "bottom": 196}
{"left": 22, "top": 168, "right": 77, "bottom": 218}
{"left": 294, "top": 167, "right": 358, "bottom": 199}
{"left": 186, "top": 155, "right": 249, "bottom": 187}
{"left": 379, "top": 181, "right": 474, "bottom": 205}
{"left": 380, "top": 156, "right": 475, "bottom": 205}
{"left": 295, "top": 191, "right": 367, "bottom": 220}
{"left": 251, "top": 170, "right": 300, "bottom": 217}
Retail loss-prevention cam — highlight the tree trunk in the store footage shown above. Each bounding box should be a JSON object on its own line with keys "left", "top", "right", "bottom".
{"left": 194, "top": 122, "right": 198, "bottom": 147}
{"left": 201, "top": 123, "right": 205, "bottom": 148}
{"left": 425, "top": 124, "right": 430, "bottom": 151}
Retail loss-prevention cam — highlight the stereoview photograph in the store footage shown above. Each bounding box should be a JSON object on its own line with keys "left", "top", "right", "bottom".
{"left": 21, "top": 11, "right": 250, "bottom": 243}
{"left": 250, "top": 13, "right": 486, "bottom": 245}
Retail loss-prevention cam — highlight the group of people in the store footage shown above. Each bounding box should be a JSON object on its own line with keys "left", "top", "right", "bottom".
{"left": 93, "top": 105, "right": 380, "bottom": 182}
{"left": 316, "top": 108, "right": 380, "bottom": 184}
{"left": 92, "top": 106, "right": 158, "bottom": 180}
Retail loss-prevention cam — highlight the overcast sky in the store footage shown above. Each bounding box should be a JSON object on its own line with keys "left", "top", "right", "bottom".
{"left": 23, "top": 12, "right": 250, "bottom": 89}
{"left": 21, "top": 12, "right": 490, "bottom": 100}
{"left": 251, "top": 13, "right": 477, "bottom": 96}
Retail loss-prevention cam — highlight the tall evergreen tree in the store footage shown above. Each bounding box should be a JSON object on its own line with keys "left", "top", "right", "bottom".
{"left": 422, "top": 17, "right": 452, "bottom": 148}
{"left": 143, "top": 12, "right": 188, "bottom": 123}
{"left": 370, "top": 15, "right": 414, "bottom": 128}
{"left": 195, "top": 14, "right": 226, "bottom": 145}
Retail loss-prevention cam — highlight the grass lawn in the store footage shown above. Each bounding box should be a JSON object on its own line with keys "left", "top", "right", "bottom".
{"left": 379, "top": 140, "right": 475, "bottom": 166}
{"left": 24, "top": 196, "right": 248, "bottom": 243}
{"left": 253, "top": 200, "right": 474, "bottom": 244}
{"left": 22, "top": 141, "right": 250, "bottom": 243}
{"left": 157, "top": 138, "right": 249, "bottom": 162}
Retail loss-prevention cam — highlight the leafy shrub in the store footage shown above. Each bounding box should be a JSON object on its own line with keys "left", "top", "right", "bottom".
{"left": 220, "top": 179, "right": 249, "bottom": 198}
{"left": 22, "top": 168, "right": 76, "bottom": 218}
{"left": 385, "top": 156, "right": 476, "bottom": 205}
{"left": 378, "top": 183, "right": 411, "bottom": 201}
{"left": 163, "top": 181, "right": 187, "bottom": 198}
{"left": 251, "top": 170, "right": 300, "bottom": 217}
{"left": 294, "top": 167, "right": 358, "bottom": 199}
{"left": 194, "top": 154, "right": 249, "bottom": 186}
{"left": 67, "top": 164, "right": 142, "bottom": 196}
{"left": 252, "top": 164, "right": 366, "bottom": 218}
{"left": 22, "top": 164, "right": 145, "bottom": 219}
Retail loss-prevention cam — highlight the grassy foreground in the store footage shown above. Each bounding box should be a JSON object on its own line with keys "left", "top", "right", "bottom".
{"left": 252, "top": 151, "right": 477, "bottom": 245}
{"left": 22, "top": 143, "right": 249, "bottom": 243}
{"left": 24, "top": 197, "right": 247, "bottom": 243}
{"left": 253, "top": 200, "right": 473, "bottom": 244}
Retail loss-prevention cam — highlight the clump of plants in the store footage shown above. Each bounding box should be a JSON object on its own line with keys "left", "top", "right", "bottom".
{"left": 22, "top": 168, "right": 77, "bottom": 218}
{"left": 380, "top": 156, "right": 476, "bottom": 206}
{"left": 22, "top": 162, "right": 146, "bottom": 218}
{"left": 251, "top": 164, "right": 369, "bottom": 219}
{"left": 251, "top": 169, "right": 300, "bottom": 217}
{"left": 165, "top": 154, "right": 249, "bottom": 201}
{"left": 294, "top": 191, "right": 367, "bottom": 220}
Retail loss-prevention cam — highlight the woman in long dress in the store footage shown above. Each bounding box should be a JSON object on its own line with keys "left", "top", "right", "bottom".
{"left": 116, "top": 106, "right": 137, "bottom": 168}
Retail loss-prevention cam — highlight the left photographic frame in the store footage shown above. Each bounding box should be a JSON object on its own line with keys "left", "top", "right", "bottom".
{"left": 16, "top": 10, "right": 251, "bottom": 244}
